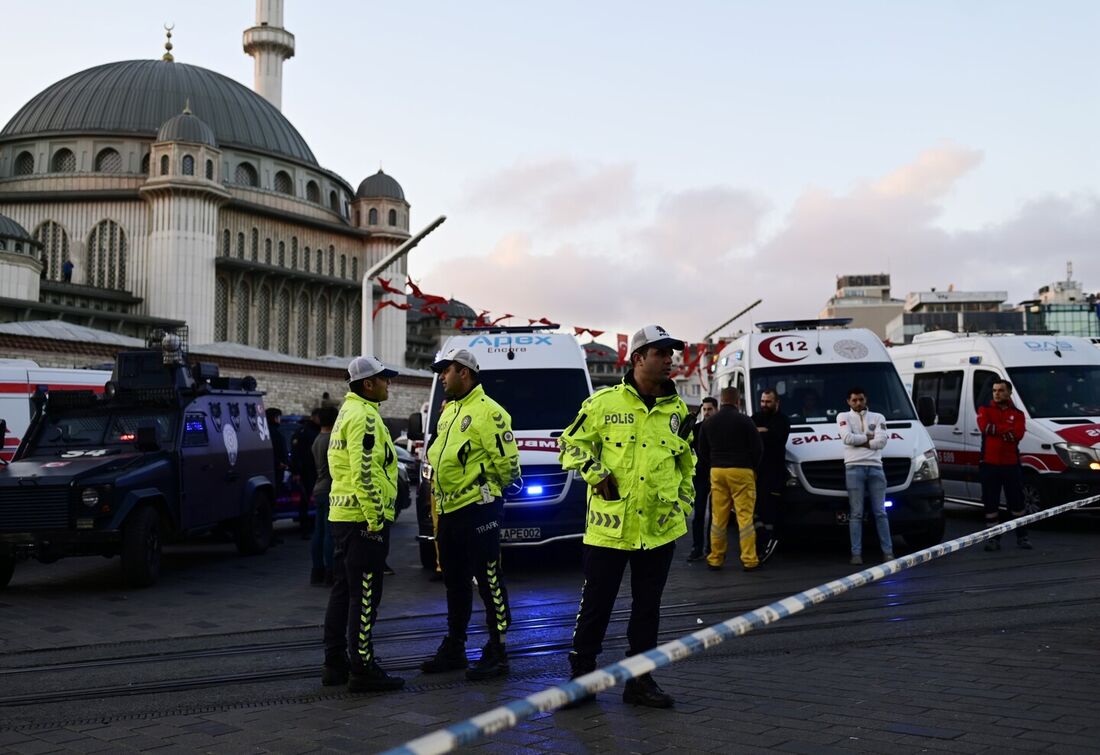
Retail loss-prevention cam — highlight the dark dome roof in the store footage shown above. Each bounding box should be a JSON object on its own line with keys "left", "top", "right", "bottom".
{"left": 157, "top": 108, "right": 217, "bottom": 146}
{"left": 356, "top": 169, "right": 405, "bottom": 201}
{"left": 1, "top": 60, "right": 316, "bottom": 165}
{"left": 0, "top": 213, "right": 34, "bottom": 244}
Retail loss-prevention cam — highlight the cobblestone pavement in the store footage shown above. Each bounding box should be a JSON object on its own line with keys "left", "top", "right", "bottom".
{"left": 1, "top": 509, "right": 1098, "bottom": 754}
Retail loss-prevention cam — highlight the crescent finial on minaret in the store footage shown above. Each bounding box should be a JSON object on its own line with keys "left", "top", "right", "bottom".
{"left": 162, "top": 23, "right": 175, "bottom": 62}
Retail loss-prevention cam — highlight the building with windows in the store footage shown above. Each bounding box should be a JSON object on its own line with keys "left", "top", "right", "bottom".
{"left": 1017, "top": 264, "right": 1100, "bottom": 338}
{"left": 884, "top": 288, "right": 1026, "bottom": 344}
{"left": 404, "top": 296, "right": 477, "bottom": 371}
{"left": 818, "top": 274, "right": 904, "bottom": 339}
{"left": 581, "top": 341, "right": 621, "bottom": 388}
{"left": 0, "top": 2, "right": 411, "bottom": 365}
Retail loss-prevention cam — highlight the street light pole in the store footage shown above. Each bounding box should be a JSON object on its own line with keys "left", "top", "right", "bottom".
{"left": 360, "top": 215, "right": 447, "bottom": 357}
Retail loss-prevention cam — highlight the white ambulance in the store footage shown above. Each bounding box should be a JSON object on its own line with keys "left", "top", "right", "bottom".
{"left": 0, "top": 360, "right": 112, "bottom": 463}
{"left": 891, "top": 332, "right": 1100, "bottom": 512}
{"left": 407, "top": 326, "right": 594, "bottom": 568}
{"left": 710, "top": 319, "right": 945, "bottom": 548}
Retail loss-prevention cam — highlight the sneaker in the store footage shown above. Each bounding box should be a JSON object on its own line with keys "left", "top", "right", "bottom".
{"left": 742, "top": 563, "right": 761, "bottom": 573}
{"left": 348, "top": 659, "right": 404, "bottom": 692}
{"left": 849, "top": 555, "right": 863, "bottom": 566}
{"left": 466, "top": 640, "right": 509, "bottom": 681}
{"left": 622, "top": 674, "right": 673, "bottom": 708}
{"left": 984, "top": 539, "right": 1001, "bottom": 552}
{"left": 882, "top": 552, "right": 895, "bottom": 562}
{"left": 420, "top": 636, "right": 468, "bottom": 673}
{"left": 310, "top": 567, "right": 325, "bottom": 586}
{"left": 1017, "top": 535, "right": 1033, "bottom": 550}
{"left": 760, "top": 538, "right": 779, "bottom": 565}
{"left": 686, "top": 548, "right": 704, "bottom": 563}
{"left": 706, "top": 563, "right": 722, "bottom": 572}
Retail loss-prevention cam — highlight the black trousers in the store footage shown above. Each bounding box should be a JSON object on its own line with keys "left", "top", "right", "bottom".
{"left": 755, "top": 475, "right": 784, "bottom": 532}
{"left": 323, "top": 521, "right": 389, "bottom": 669}
{"left": 690, "top": 478, "right": 710, "bottom": 554}
{"left": 572, "top": 542, "right": 676, "bottom": 663}
{"left": 437, "top": 499, "right": 511, "bottom": 643}
{"left": 980, "top": 463, "right": 1027, "bottom": 537}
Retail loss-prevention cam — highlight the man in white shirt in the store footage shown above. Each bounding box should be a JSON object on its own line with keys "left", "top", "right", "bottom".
{"left": 837, "top": 388, "right": 893, "bottom": 565}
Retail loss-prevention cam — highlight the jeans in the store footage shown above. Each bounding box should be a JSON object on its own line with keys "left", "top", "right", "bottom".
{"left": 845, "top": 464, "right": 892, "bottom": 556}
{"left": 310, "top": 493, "right": 335, "bottom": 570}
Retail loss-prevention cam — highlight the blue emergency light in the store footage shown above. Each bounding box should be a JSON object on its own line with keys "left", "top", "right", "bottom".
{"left": 884, "top": 500, "right": 894, "bottom": 509}
{"left": 526, "top": 485, "right": 544, "bottom": 496}
{"left": 969, "top": 356, "right": 982, "bottom": 364}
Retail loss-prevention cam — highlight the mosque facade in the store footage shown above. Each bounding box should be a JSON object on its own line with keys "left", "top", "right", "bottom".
{"left": 0, "top": 1, "right": 411, "bottom": 366}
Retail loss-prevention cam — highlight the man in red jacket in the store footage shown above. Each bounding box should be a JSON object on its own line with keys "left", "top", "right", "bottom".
{"left": 977, "top": 380, "right": 1031, "bottom": 551}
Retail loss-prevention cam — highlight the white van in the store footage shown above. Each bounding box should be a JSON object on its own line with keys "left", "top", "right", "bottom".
{"left": 710, "top": 319, "right": 945, "bottom": 548}
{"left": 408, "top": 326, "right": 593, "bottom": 567}
{"left": 890, "top": 332, "right": 1100, "bottom": 512}
{"left": 0, "top": 360, "right": 112, "bottom": 462}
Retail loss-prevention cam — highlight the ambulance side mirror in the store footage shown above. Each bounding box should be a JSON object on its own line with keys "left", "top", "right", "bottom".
{"left": 916, "top": 395, "right": 936, "bottom": 427}
{"left": 407, "top": 412, "right": 424, "bottom": 441}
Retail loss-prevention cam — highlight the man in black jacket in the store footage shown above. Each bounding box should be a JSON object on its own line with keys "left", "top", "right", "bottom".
{"left": 687, "top": 397, "right": 718, "bottom": 562}
{"left": 752, "top": 388, "right": 790, "bottom": 563}
{"left": 699, "top": 387, "right": 763, "bottom": 572}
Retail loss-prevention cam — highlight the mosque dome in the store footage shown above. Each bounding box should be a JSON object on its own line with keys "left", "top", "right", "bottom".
{"left": 356, "top": 169, "right": 405, "bottom": 201}
{"left": 1, "top": 60, "right": 316, "bottom": 165}
{"left": 157, "top": 107, "right": 217, "bottom": 147}
{"left": 0, "top": 213, "right": 34, "bottom": 246}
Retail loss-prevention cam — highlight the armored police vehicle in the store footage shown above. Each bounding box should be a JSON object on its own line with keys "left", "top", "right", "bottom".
{"left": 0, "top": 336, "right": 276, "bottom": 588}
{"left": 710, "top": 319, "right": 945, "bottom": 548}
{"left": 408, "top": 325, "right": 593, "bottom": 569}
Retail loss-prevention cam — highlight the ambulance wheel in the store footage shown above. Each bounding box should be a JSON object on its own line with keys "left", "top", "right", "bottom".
{"left": 121, "top": 506, "right": 162, "bottom": 588}
{"left": 905, "top": 518, "right": 945, "bottom": 550}
{"left": 236, "top": 491, "right": 273, "bottom": 556}
{"left": 1021, "top": 475, "right": 1043, "bottom": 516}
{"left": 0, "top": 554, "right": 14, "bottom": 588}
{"left": 419, "top": 541, "right": 437, "bottom": 571}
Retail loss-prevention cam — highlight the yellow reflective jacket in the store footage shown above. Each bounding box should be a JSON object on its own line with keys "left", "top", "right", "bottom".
{"left": 328, "top": 392, "right": 397, "bottom": 530}
{"left": 559, "top": 373, "right": 694, "bottom": 550}
{"left": 427, "top": 384, "right": 521, "bottom": 514}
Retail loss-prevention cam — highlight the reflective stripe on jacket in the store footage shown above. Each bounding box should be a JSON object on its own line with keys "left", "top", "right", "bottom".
{"left": 327, "top": 391, "right": 397, "bottom": 529}
{"left": 558, "top": 373, "right": 694, "bottom": 551}
{"left": 427, "top": 384, "right": 521, "bottom": 514}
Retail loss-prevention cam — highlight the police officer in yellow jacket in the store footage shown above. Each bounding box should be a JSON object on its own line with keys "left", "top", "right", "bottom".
{"left": 321, "top": 356, "right": 404, "bottom": 693}
{"left": 420, "top": 348, "right": 521, "bottom": 680}
{"left": 559, "top": 325, "right": 694, "bottom": 708}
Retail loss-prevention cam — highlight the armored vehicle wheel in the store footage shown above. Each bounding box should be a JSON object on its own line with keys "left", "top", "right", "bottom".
{"left": 236, "top": 491, "right": 273, "bottom": 556}
{"left": 121, "top": 506, "right": 162, "bottom": 588}
{"left": 0, "top": 554, "right": 14, "bottom": 588}
{"left": 905, "top": 517, "right": 946, "bottom": 551}
{"left": 419, "top": 540, "right": 437, "bottom": 571}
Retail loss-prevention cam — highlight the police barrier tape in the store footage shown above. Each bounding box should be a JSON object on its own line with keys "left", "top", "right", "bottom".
{"left": 383, "top": 494, "right": 1100, "bottom": 755}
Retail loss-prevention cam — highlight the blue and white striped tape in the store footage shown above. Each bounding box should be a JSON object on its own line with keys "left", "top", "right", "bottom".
{"left": 383, "top": 494, "right": 1100, "bottom": 755}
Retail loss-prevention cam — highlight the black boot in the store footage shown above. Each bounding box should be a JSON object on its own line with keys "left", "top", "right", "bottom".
{"left": 420, "top": 636, "right": 468, "bottom": 673}
{"left": 561, "top": 653, "right": 597, "bottom": 709}
{"left": 321, "top": 654, "right": 348, "bottom": 686}
{"left": 310, "top": 567, "right": 325, "bottom": 586}
{"left": 466, "top": 640, "right": 509, "bottom": 681}
{"left": 622, "top": 673, "right": 673, "bottom": 708}
{"left": 348, "top": 659, "right": 404, "bottom": 692}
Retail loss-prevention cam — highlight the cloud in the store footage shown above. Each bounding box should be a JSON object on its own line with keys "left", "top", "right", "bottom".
{"left": 465, "top": 159, "right": 639, "bottom": 229}
{"left": 872, "top": 143, "right": 984, "bottom": 200}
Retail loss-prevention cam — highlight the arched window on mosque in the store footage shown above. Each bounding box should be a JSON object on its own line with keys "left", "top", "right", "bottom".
{"left": 86, "top": 220, "right": 128, "bottom": 290}
{"left": 257, "top": 286, "right": 271, "bottom": 350}
{"left": 235, "top": 280, "right": 251, "bottom": 344}
{"left": 52, "top": 148, "right": 76, "bottom": 173}
{"left": 274, "top": 170, "right": 293, "bottom": 195}
{"left": 236, "top": 232, "right": 245, "bottom": 259}
{"left": 141, "top": 153, "right": 150, "bottom": 175}
{"left": 328, "top": 246, "right": 335, "bottom": 277}
{"left": 340, "top": 254, "right": 346, "bottom": 279}
{"left": 276, "top": 289, "right": 290, "bottom": 353}
{"left": 350, "top": 297, "right": 362, "bottom": 354}
{"left": 291, "top": 237, "right": 298, "bottom": 269}
{"left": 214, "top": 277, "right": 229, "bottom": 342}
{"left": 333, "top": 299, "right": 346, "bottom": 356}
{"left": 304, "top": 246, "right": 311, "bottom": 272}
{"left": 296, "top": 294, "right": 310, "bottom": 357}
{"left": 234, "top": 161, "right": 258, "bottom": 187}
{"left": 354, "top": 210, "right": 360, "bottom": 226}
{"left": 182, "top": 155, "right": 194, "bottom": 176}
{"left": 315, "top": 252, "right": 323, "bottom": 275}
{"left": 315, "top": 296, "right": 328, "bottom": 356}
{"left": 222, "top": 229, "right": 231, "bottom": 257}
{"left": 14, "top": 151, "right": 34, "bottom": 176}
{"left": 351, "top": 257, "right": 358, "bottom": 281}
{"left": 94, "top": 148, "right": 121, "bottom": 173}
{"left": 160, "top": 155, "right": 169, "bottom": 176}
{"left": 306, "top": 180, "right": 320, "bottom": 203}
{"left": 33, "top": 221, "right": 70, "bottom": 282}
{"left": 329, "top": 190, "right": 339, "bottom": 213}
{"left": 368, "top": 208, "right": 378, "bottom": 225}
{"left": 264, "top": 238, "right": 272, "bottom": 264}
{"left": 205, "top": 159, "right": 214, "bottom": 180}
{"left": 388, "top": 209, "right": 397, "bottom": 226}
{"left": 250, "top": 228, "right": 259, "bottom": 261}
{"left": 277, "top": 241, "right": 285, "bottom": 267}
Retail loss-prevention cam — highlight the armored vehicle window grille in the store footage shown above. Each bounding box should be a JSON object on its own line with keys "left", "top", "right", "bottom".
{"left": 94, "top": 148, "right": 121, "bottom": 173}
{"left": 257, "top": 286, "right": 271, "bottom": 350}
{"left": 315, "top": 297, "right": 328, "bottom": 355}
{"left": 33, "top": 221, "right": 70, "bottom": 282}
{"left": 215, "top": 277, "right": 228, "bottom": 341}
{"left": 181, "top": 154, "right": 194, "bottom": 176}
{"left": 182, "top": 414, "right": 209, "bottom": 447}
{"left": 235, "top": 281, "right": 251, "bottom": 344}
{"left": 86, "top": 220, "right": 127, "bottom": 290}
{"left": 296, "top": 294, "right": 310, "bottom": 357}
{"left": 51, "top": 148, "right": 76, "bottom": 173}
{"left": 277, "top": 290, "right": 290, "bottom": 353}
{"left": 800, "top": 458, "right": 911, "bottom": 491}
{"left": 0, "top": 488, "right": 70, "bottom": 530}
{"left": 333, "top": 300, "right": 346, "bottom": 356}
{"left": 14, "top": 150, "right": 35, "bottom": 175}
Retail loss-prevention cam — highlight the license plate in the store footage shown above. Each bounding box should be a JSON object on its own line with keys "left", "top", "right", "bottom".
{"left": 501, "top": 527, "right": 541, "bottom": 542}
{"left": 835, "top": 511, "right": 849, "bottom": 525}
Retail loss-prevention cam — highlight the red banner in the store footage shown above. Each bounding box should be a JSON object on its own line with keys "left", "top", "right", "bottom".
{"left": 615, "top": 333, "right": 629, "bottom": 368}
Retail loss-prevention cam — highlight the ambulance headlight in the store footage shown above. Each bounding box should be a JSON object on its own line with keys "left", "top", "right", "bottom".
{"left": 1054, "top": 443, "right": 1098, "bottom": 470}
{"left": 912, "top": 450, "right": 940, "bottom": 481}
{"left": 785, "top": 462, "right": 801, "bottom": 487}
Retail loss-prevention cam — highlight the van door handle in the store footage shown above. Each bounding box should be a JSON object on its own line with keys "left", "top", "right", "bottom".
{"left": 969, "top": 430, "right": 981, "bottom": 436}
{"left": 951, "top": 428, "right": 964, "bottom": 435}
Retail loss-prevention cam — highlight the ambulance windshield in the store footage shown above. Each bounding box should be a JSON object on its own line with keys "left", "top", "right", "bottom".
{"left": 428, "top": 368, "right": 591, "bottom": 433}
{"left": 1007, "top": 365, "right": 1100, "bottom": 418}
{"left": 751, "top": 363, "right": 916, "bottom": 423}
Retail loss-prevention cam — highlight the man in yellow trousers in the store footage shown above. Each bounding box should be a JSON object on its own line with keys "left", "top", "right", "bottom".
{"left": 699, "top": 387, "right": 764, "bottom": 571}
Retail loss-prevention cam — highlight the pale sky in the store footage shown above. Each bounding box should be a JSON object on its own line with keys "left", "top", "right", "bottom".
{"left": 2, "top": 1, "right": 1098, "bottom": 343}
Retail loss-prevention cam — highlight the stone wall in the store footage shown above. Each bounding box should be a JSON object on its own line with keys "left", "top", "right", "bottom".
{"left": 0, "top": 332, "right": 431, "bottom": 426}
